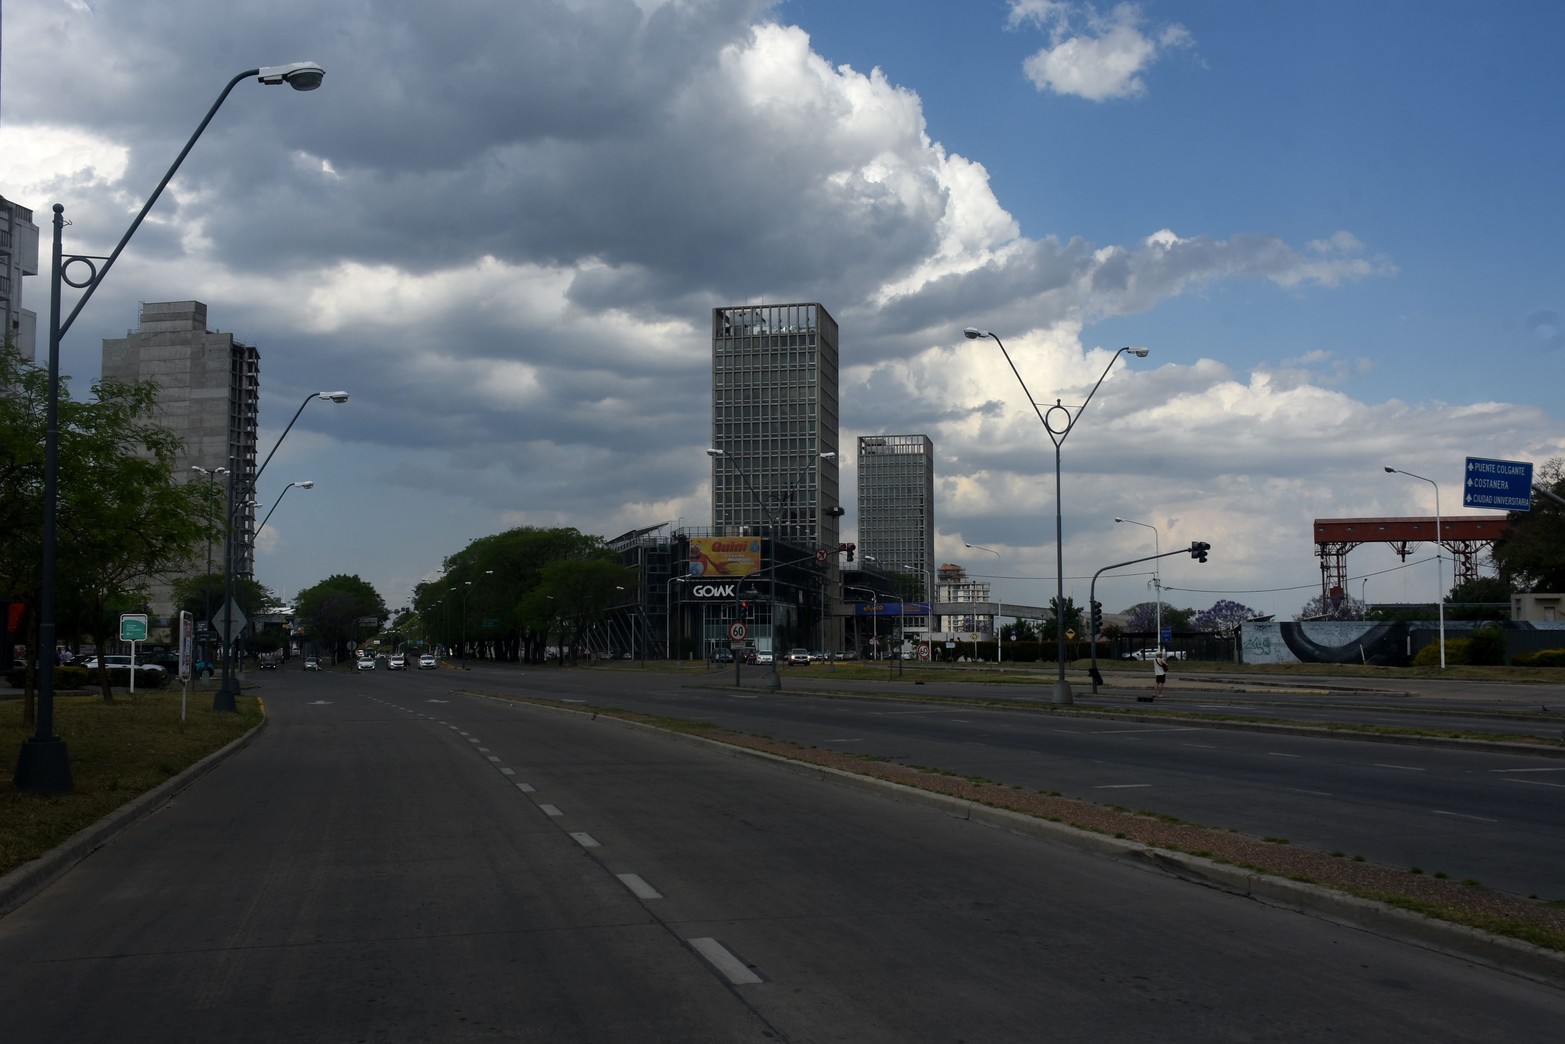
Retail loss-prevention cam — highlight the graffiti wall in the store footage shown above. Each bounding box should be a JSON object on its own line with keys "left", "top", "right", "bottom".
{"left": 1242, "top": 620, "right": 1565, "bottom": 665}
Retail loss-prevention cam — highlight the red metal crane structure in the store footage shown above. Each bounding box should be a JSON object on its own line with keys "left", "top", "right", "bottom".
{"left": 1313, "top": 516, "right": 1510, "bottom": 608}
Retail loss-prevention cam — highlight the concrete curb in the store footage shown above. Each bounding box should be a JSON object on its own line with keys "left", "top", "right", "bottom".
{"left": 0, "top": 714, "right": 268, "bottom": 918}
{"left": 478, "top": 692, "right": 1565, "bottom": 989}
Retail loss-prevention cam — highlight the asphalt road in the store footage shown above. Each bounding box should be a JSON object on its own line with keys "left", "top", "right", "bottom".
{"left": 450, "top": 663, "right": 1565, "bottom": 899}
{"left": 1, "top": 666, "right": 1563, "bottom": 1041}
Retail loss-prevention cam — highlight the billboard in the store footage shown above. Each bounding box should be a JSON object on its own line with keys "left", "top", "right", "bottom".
{"left": 688, "top": 537, "right": 762, "bottom": 577}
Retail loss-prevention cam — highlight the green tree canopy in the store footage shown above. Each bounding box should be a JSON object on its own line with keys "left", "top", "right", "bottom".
{"left": 1, "top": 345, "right": 221, "bottom": 704}
{"left": 1491, "top": 458, "right": 1565, "bottom": 593}
{"left": 294, "top": 574, "right": 387, "bottom": 658}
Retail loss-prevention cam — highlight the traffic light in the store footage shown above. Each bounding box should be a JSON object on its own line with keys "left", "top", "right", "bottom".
{"left": 1190, "top": 540, "right": 1210, "bottom": 563}
{"left": 837, "top": 542, "right": 856, "bottom": 563}
{"left": 739, "top": 601, "right": 751, "bottom": 621}
{"left": 1090, "top": 601, "right": 1103, "bottom": 632}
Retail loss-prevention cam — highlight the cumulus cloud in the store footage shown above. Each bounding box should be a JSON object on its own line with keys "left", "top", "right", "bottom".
{"left": 0, "top": 0, "right": 1551, "bottom": 615}
{"left": 1007, "top": 1, "right": 1193, "bottom": 101}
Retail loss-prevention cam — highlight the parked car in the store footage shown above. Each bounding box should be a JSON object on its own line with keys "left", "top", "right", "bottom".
{"left": 787, "top": 648, "right": 812, "bottom": 665}
{"left": 417, "top": 653, "right": 438, "bottom": 670}
{"left": 80, "top": 655, "right": 166, "bottom": 679}
{"left": 711, "top": 648, "right": 734, "bottom": 664}
{"left": 303, "top": 656, "right": 321, "bottom": 671}
{"left": 388, "top": 654, "right": 406, "bottom": 671}
{"left": 356, "top": 656, "right": 376, "bottom": 671}
{"left": 754, "top": 651, "right": 775, "bottom": 665}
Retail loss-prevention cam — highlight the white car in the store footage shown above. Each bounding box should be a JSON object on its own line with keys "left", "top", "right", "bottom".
{"left": 787, "top": 648, "right": 811, "bottom": 665}
{"left": 356, "top": 656, "right": 376, "bottom": 671}
{"left": 80, "top": 655, "right": 167, "bottom": 679}
{"left": 418, "top": 654, "right": 438, "bottom": 670}
{"left": 388, "top": 654, "right": 406, "bottom": 671}
{"left": 303, "top": 657, "right": 321, "bottom": 671}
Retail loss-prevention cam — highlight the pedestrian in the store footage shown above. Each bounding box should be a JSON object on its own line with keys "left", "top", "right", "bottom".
{"left": 1153, "top": 650, "right": 1168, "bottom": 698}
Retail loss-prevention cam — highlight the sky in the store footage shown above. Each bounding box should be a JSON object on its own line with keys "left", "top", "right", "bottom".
{"left": 3, "top": 0, "right": 1563, "bottom": 622}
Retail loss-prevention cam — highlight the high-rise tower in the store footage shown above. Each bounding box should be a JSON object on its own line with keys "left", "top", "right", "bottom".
{"left": 710, "top": 304, "right": 841, "bottom": 547}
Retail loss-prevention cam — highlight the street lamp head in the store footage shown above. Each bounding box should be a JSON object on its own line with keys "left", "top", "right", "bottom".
{"left": 963, "top": 327, "right": 990, "bottom": 340}
{"left": 1127, "top": 347, "right": 1150, "bottom": 358}
{"left": 819, "top": 451, "right": 837, "bottom": 461}
{"left": 296, "top": 481, "right": 315, "bottom": 490}
{"left": 1113, "top": 517, "right": 1126, "bottom": 523}
{"left": 706, "top": 448, "right": 724, "bottom": 458}
{"left": 319, "top": 391, "right": 350, "bottom": 403}
{"left": 257, "top": 62, "right": 325, "bottom": 91}
{"left": 1384, "top": 466, "right": 1397, "bottom": 473}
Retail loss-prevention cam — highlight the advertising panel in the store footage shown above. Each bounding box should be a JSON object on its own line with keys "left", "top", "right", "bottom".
{"left": 688, "top": 537, "right": 762, "bottom": 577}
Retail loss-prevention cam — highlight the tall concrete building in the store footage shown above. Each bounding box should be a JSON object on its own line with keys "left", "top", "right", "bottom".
{"left": 101, "top": 301, "right": 260, "bottom": 592}
{"left": 1, "top": 196, "right": 40, "bottom": 362}
{"left": 857, "top": 434, "right": 935, "bottom": 603}
{"left": 710, "top": 303, "right": 842, "bottom": 544}
{"left": 709, "top": 303, "right": 842, "bottom": 655}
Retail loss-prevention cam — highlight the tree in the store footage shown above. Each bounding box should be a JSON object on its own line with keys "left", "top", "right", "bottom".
{"left": 1193, "top": 599, "right": 1262, "bottom": 635}
{"left": 294, "top": 575, "right": 387, "bottom": 660}
{"left": 1445, "top": 576, "right": 1512, "bottom": 622}
{"left": 413, "top": 526, "right": 608, "bottom": 663}
{"left": 1295, "top": 593, "right": 1366, "bottom": 621}
{"left": 1491, "top": 459, "right": 1565, "bottom": 593}
{"left": 1039, "top": 596, "right": 1083, "bottom": 642}
{"left": 1120, "top": 600, "right": 1196, "bottom": 633}
{"left": 0, "top": 345, "right": 221, "bottom": 708}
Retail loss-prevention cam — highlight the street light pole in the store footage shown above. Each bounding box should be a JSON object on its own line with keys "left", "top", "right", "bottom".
{"left": 1114, "top": 517, "right": 1161, "bottom": 654}
{"left": 254, "top": 480, "right": 314, "bottom": 539}
{"left": 191, "top": 465, "right": 227, "bottom": 669}
{"left": 1384, "top": 466, "right": 1446, "bottom": 669}
{"left": 708, "top": 448, "right": 831, "bottom": 689}
{"left": 964, "top": 542, "right": 1003, "bottom": 665}
{"left": 15, "top": 62, "right": 326, "bottom": 793}
{"left": 216, "top": 392, "right": 347, "bottom": 712}
{"left": 966, "top": 328, "right": 1147, "bottom": 704}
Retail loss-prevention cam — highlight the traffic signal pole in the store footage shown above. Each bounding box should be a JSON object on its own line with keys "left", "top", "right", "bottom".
{"left": 1088, "top": 544, "right": 1210, "bottom": 694}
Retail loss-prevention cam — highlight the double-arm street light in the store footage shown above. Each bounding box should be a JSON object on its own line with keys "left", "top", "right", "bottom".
{"left": 965, "top": 328, "right": 1148, "bottom": 704}
{"left": 1384, "top": 466, "right": 1446, "bottom": 669}
{"left": 15, "top": 62, "right": 326, "bottom": 793}
{"left": 1114, "top": 517, "right": 1161, "bottom": 653}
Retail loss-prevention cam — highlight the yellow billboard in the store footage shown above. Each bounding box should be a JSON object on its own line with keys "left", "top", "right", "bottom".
{"left": 688, "top": 537, "right": 762, "bottom": 577}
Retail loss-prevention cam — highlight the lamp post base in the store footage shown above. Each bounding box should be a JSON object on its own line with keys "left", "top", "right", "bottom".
{"left": 14, "top": 736, "right": 73, "bottom": 794}
{"left": 212, "top": 686, "right": 239, "bottom": 713}
{"left": 1051, "top": 679, "right": 1074, "bottom": 705}
{"left": 765, "top": 668, "right": 781, "bottom": 691}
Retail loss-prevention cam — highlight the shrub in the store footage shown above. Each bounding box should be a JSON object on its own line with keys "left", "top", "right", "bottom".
{"left": 1413, "top": 638, "right": 1468, "bottom": 667}
{"left": 1466, "top": 625, "right": 1507, "bottom": 666}
{"left": 1514, "top": 648, "right": 1565, "bottom": 668}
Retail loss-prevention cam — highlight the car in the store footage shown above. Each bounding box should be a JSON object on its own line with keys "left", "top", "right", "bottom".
{"left": 787, "top": 648, "right": 811, "bottom": 665}
{"left": 711, "top": 648, "right": 734, "bottom": 664}
{"left": 356, "top": 656, "right": 376, "bottom": 671}
{"left": 80, "top": 655, "right": 167, "bottom": 679}
{"left": 388, "top": 654, "right": 406, "bottom": 671}
{"left": 418, "top": 653, "right": 438, "bottom": 670}
{"left": 754, "top": 651, "right": 775, "bottom": 665}
{"left": 258, "top": 658, "right": 279, "bottom": 670}
{"left": 303, "top": 656, "right": 321, "bottom": 671}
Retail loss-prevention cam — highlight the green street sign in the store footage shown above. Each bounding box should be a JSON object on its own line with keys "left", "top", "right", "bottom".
{"left": 120, "top": 613, "right": 149, "bottom": 642}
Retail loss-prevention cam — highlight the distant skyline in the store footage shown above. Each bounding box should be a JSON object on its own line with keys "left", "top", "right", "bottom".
{"left": 2, "top": 0, "right": 1561, "bottom": 621}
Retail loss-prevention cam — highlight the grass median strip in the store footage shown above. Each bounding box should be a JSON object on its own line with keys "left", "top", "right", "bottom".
{"left": 2, "top": 690, "right": 262, "bottom": 876}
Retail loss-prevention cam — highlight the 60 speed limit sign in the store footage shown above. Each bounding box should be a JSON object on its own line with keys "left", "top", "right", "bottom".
{"left": 729, "top": 621, "right": 747, "bottom": 640}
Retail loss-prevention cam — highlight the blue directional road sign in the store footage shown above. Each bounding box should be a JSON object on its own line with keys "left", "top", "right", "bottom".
{"left": 1463, "top": 456, "right": 1532, "bottom": 510}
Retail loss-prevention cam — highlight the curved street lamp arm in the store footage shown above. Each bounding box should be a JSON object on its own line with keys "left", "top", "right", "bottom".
{"left": 1060, "top": 346, "right": 1138, "bottom": 446}
{"left": 59, "top": 69, "right": 260, "bottom": 339}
